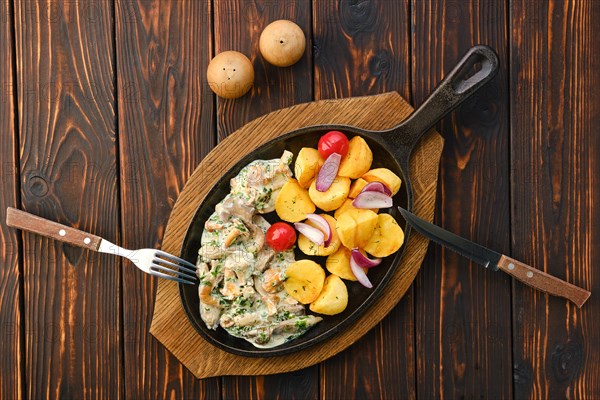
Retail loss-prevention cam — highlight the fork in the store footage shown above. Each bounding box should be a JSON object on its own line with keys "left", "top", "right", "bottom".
{"left": 6, "top": 207, "right": 197, "bottom": 285}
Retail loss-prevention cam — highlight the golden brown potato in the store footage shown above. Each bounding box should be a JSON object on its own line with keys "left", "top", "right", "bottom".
{"left": 284, "top": 260, "right": 326, "bottom": 304}
{"left": 348, "top": 178, "right": 369, "bottom": 198}
{"left": 338, "top": 136, "right": 373, "bottom": 179}
{"left": 333, "top": 198, "right": 378, "bottom": 219}
{"left": 362, "top": 168, "right": 402, "bottom": 195}
{"left": 275, "top": 179, "right": 316, "bottom": 222}
{"left": 363, "top": 213, "right": 405, "bottom": 257}
{"left": 298, "top": 214, "right": 341, "bottom": 256}
{"left": 294, "top": 147, "right": 323, "bottom": 188}
{"left": 308, "top": 176, "right": 350, "bottom": 211}
{"left": 325, "top": 247, "right": 367, "bottom": 281}
{"left": 309, "top": 274, "right": 348, "bottom": 315}
{"left": 259, "top": 20, "right": 306, "bottom": 67}
{"left": 335, "top": 209, "right": 378, "bottom": 249}
{"left": 206, "top": 51, "right": 254, "bottom": 99}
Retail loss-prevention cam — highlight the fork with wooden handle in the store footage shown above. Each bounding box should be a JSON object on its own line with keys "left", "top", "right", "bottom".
{"left": 6, "top": 207, "right": 197, "bottom": 285}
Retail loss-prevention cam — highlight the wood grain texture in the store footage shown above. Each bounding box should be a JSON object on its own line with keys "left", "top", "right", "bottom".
{"left": 13, "top": 0, "right": 121, "bottom": 397}
{"left": 6, "top": 208, "right": 103, "bottom": 251}
{"left": 313, "top": 0, "right": 411, "bottom": 100}
{"left": 497, "top": 255, "right": 590, "bottom": 308}
{"left": 3, "top": 1, "right": 599, "bottom": 397}
{"left": 312, "top": 1, "right": 415, "bottom": 399}
{"left": 213, "top": 0, "right": 313, "bottom": 138}
{"left": 0, "top": 0, "right": 23, "bottom": 397}
{"left": 510, "top": 1, "right": 600, "bottom": 398}
{"left": 213, "top": 1, "right": 316, "bottom": 397}
{"left": 114, "top": 0, "right": 219, "bottom": 398}
{"left": 151, "top": 92, "right": 443, "bottom": 379}
{"left": 411, "top": 0, "right": 513, "bottom": 398}
{"left": 222, "top": 369, "right": 319, "bottom": 400}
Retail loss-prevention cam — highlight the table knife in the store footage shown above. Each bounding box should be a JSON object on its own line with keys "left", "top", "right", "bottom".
{"left": 397, "top": 206, "right": 591, "bottom": 307}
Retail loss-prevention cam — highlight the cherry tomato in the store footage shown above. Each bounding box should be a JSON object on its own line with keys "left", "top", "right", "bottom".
{"left": 318, "top": 131, "right": 349, "bottom": 159}
{"left": 266, "top": 222, "right": 297, "bottom": 251}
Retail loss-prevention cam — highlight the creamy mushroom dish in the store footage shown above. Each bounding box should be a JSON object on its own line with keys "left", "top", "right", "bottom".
{"left": 197, "top": 151, "right": 322, "bottom": 348}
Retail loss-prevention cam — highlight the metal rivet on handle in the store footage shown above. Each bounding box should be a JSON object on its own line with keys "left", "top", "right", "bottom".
{"left": 526, "top": 271, "right": 534, "bottom": 278}
{"left": 508, "top": 263, "right": 515, "bottom": 270}
{"left": 59, "top": 229, "right": 66, "bottom": 236}
{"left": 84, "top": 237, "right": 91, "bottom": 244}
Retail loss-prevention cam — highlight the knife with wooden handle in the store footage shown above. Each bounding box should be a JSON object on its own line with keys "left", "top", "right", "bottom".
{"left": 397, "top": 207, "right": 591, "bottom": 307}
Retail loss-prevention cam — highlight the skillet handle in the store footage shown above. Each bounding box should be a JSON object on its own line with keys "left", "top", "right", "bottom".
{"left": 394, "top": 45, "right": 499, "bottom": 147}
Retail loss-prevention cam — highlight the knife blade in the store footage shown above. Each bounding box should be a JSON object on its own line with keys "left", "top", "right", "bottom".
{"left": 398, "top": 206, "right": 502, "bottom": 271}
{"left": 397, "top": 206, "right": 591, "bottom": 307}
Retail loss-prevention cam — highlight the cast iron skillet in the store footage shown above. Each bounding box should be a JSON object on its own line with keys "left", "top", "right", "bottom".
{"left": 179, "top": 45, "right": 499, "bottom": 357}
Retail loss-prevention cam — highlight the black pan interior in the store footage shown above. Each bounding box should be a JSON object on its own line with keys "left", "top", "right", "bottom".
{"left": 179, "top": 126, "right": 411, "bottom": 357}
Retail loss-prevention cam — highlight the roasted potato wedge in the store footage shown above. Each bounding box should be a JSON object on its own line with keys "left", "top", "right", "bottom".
{"left": 284, "top": 260, "right": 326, "bottom": 304}
{"left": 294, "top": 147, "right": 323, "bottom": 189}
{"left": 338, "top": 136, "right": 373, "bottom": 179}
{"left": 333, "top": 198, "right": 378, "bottom": 219}
{"left": 348, "top": 178, "right": 369, "bottom": 198}
{"left": 275, "top": 179, "right": 316, "bottom": 222}
{"left": 308, "top": 176, "right": 350, "bottom": 211}
{"left": 362, "top": 168, "right": 402, "bottom": 195}
{"left": 309, "top": 274, "right": 348, "bottom": 315}
{"left": 335, "top": 209, "right": 378, "bottom": 249}
{"left": 298, "top": 214, "right": 341, "bottom": 256}
{"left": 363, "top": 213, "right": 405, "bottom": 257}
{"left": 325, "top": 247, "right": 367, "bottom": 281}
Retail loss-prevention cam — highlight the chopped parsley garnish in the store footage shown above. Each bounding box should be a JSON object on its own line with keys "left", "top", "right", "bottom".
{"left": 294, "top": 319, "right": 307, "bottom": 330}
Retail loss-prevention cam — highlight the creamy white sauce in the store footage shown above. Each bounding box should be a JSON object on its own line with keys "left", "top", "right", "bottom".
{"left": 197, "top": 151, "right": 322, "bottom": 348}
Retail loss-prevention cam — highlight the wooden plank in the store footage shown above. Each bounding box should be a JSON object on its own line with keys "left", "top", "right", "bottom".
{"left": 312, "top": 1, "right": 414, "bottom": 399}
{"left": 114, "top": 0, "right": 219, "bottom": 397}
{"left": 222, "top": 370, "right": 319, "bottom": 400}
{"left": 213, "top": 1, "right": 316, "bottom": 398}
{"left": 510, "top": 0, "right": 600, "bottom": 398}
{"left": 0, "top": 0, "right": 23, "bottom": 398}
{"left": 313, "top": 0, "right": 411, "bottom": 99}
{"left": 214, "top": 0, "right": 313, "bottom": 138}
{"left": 13, "top": 0, "right": 121, "bottom": 397}
{"left": 411, "top": 0, "right": 513, "bottom": 398}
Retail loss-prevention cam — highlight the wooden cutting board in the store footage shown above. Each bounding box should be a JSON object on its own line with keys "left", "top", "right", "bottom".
{"left": 150, "top": 92, "right": 443, "bottom": 378}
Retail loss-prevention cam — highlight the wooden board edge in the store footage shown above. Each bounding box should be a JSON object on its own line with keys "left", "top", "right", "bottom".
{"left": 150, "top": 92, "right": 443, "bottom": 378}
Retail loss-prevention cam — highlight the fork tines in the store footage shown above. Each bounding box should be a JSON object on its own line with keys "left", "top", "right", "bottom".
{"left": 152, "top": 251, "right": 197, "bottom": 285}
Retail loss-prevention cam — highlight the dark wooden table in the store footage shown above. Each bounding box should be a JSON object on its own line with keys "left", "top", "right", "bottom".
{"left": 1, "top": 1, "right": 598, "bottom": 399}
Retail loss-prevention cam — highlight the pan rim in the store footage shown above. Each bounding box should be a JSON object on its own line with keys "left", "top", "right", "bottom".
{"left": 178, "top": 124, "right": 414, "bottom": 357}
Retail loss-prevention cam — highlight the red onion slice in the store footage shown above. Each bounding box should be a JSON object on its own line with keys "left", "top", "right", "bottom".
{"left": 316, "top": 153, "right": 341, "bottom": 192}
{"left": 294, "top": 222, "right": 325, "bottom": 246}
{"left": 350, "top": 254, "right": 373, "bottom": 288}
{"left": 305, "top": 213, "right": 332, "bottom": 247}
{"left": 352, "top": 191, "right": 393, "bottom": 209}
{"left": 351, "top": 248, "right": 382, "bottom": 268}
{"left": 361, "top": 181, "right": 392, "bottom": 196}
